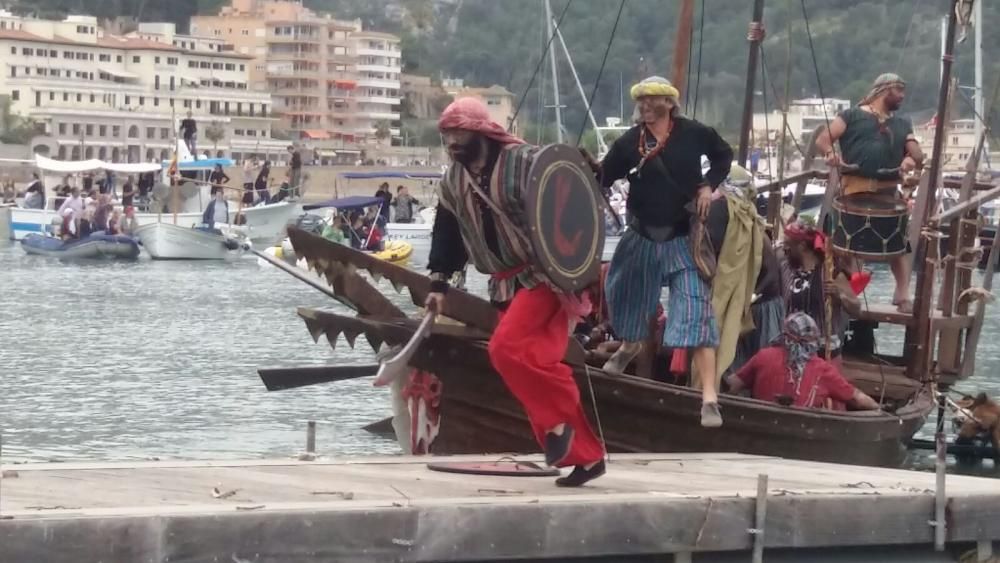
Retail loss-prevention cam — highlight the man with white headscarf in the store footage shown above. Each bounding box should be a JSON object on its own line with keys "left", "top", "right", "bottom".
{"left": 599, "top": 76, "right": 733, "bottom": 427}
{"left": 815, "top": 73, "right": 924, "bottom": 313}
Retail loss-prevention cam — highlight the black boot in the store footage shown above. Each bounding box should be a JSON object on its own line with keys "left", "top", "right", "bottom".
{"left": 543, "top": 425, "right": 575, "bottom": 467}
{"left": 555, "top": 460, "right": 607, "bottom": 487}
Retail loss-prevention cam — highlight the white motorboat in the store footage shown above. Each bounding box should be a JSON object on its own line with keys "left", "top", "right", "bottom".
{"left": 134, "top": 222, "right": 249, "bottom": 260}
{"left": 10, "top": 200, "right": 299, "bottom": 245}
{"left": 5, "top": 149, "right": 300, "bottom": 245}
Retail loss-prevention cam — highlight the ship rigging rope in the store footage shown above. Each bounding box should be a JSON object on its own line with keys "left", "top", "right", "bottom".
{"left": 759, "top": 48, "right": 807, "bottom": 159}
{"left": 508, "top": 0, "right": 576, "bottom": 133}
{"left": 894, "top": 0, "right": 929, "bottom": 71}
{"left": 573, "top": 0, "right": 627, "bottom": 146}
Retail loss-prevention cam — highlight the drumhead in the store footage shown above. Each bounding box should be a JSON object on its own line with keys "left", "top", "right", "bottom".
{"left": 834, "top": 194, "right": 907, "bottom": 216}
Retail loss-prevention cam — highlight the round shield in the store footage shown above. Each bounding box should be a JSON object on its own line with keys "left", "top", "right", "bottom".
{"left": 526, "top": 144, "right": 605, "bottom": 292}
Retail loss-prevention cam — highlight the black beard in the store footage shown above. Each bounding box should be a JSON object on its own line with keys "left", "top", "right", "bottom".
{"left": 450, "top": 139, "right": 483, "bottom": 167}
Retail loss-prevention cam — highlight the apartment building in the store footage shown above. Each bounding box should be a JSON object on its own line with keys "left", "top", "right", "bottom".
{"left": 0, "top": 12, "right": 283, "bottom": 163}
{"left": 443, "top": 79, "right": 518, "bottom": 134}
{"left": 752, "top": 97, "right": 852, "bottom": 146}
{"left": 192, "top": 0, "right": 401, "bottom": 152}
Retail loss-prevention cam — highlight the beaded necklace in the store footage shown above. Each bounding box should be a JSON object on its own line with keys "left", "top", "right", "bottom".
{"left": 632, "top": 120, "right": 672, "bottom": 178}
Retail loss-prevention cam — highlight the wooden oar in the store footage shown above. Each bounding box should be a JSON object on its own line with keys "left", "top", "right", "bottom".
{"left": 251, "top": 247, "right": 357, "bottom": 311}
{"left": 258, "top": 364, "right": 378, "bottom": 391}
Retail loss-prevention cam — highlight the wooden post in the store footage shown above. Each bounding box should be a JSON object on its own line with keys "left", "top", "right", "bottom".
{"left": 670, "top": 0, "right": 695, "bottom": 99}
{"left": 737, "top": 0, "right": 766, "bottom": 167}
{"left": 977, "top": 540, "right": 994, "bottom": 561}
{"left": 306, "top": 420, "right": 316, "bottom": 454}
{"left": 939, "top": 106, "right": 991, "bottom": 373}
{"left": 933, "top": 392, "right": 947, "bottom": 551}
{"left": 959, "top": 223, "right": 1000, "bottom": 378}
{"left": 907, "top": 0, "right": 962, "bottom": 380}
{"left": 751, "top": 473, "right": 768, "bottom": 563}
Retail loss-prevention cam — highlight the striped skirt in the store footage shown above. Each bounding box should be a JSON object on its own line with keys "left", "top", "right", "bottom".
{"left": 605, "top": 230, "right": 719, "bottom": 349}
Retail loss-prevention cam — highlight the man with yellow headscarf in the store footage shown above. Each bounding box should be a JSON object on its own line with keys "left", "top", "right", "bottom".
{"left": 599, "top": 76, "right": 733, "bottom": 427}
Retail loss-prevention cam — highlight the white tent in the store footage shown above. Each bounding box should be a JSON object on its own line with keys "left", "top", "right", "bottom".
{"left": 34, "top": 154, "right": 162, "bottom": 174}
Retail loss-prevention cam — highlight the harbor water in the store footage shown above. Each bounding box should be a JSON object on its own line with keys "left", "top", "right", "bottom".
{"left": 1, "top": 239, "right": 998, "bottom": 471}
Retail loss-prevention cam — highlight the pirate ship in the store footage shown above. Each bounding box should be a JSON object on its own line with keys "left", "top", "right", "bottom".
{"left": 259, "top": 0, "right": 997, "bottom": 467}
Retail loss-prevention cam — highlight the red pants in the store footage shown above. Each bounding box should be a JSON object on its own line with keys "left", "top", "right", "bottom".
{"left": 488, "top": 284, "right": 605, "bottom": 467}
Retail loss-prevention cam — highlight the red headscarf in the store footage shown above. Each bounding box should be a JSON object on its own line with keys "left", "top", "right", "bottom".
{"left": 438, "top": 97, "right": 526, "bottom": 146}
{"left": 783, "top": 221, "right": 826, "bottom": 254}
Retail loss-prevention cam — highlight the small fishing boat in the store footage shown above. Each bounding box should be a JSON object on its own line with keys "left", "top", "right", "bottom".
{"left": 372, "top": 240, "right": 413, "bottom": 265}
{"left": 20, "top": 232, "right": 140, "bottom": 260}
{"left": 134, "top": 222, "right": 249, "bottom": 260}
{"left": 7, "top": 150, "right": 300, "bottom": 246}
{"left": 263, "top": 235, "right": 413, "bottom": 268}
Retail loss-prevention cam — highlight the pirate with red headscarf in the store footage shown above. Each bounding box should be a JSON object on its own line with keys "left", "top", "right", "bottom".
{"left": 426, "top": 97, "right": 606, "bottom": 487}
{"left": 781, "top": 219, "right": 862, "bottom": 361}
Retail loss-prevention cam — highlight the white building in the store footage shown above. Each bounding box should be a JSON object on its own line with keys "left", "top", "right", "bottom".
{"left": 752, "top": 97, "right": 852, "bottom": 146}
{"left": 351, "top": 30, "right": 402, "bottom": 141}
{"left": 0, "top": 12, "right": 286, "bottom": 164}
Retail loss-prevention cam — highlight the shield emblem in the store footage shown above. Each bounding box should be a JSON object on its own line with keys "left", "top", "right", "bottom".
{"left": 525, "top": 144, "right": 605, "bottom": 293}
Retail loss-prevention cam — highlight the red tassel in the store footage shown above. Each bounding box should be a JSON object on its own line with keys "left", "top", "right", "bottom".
{"left": 670, "top": 348, "right": 688, "bottom": 374}
{"left": 849, "top": 271, "right": 872, "bottom": 295}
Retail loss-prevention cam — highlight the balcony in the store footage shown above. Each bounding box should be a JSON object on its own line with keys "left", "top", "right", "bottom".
{"left": 354, "top": 95, "right": 400, "bottom": 105}
{"left": 268, "top": 33, "right": 321, "bottom": 43}
{"left": 356, "top": 77, "right": 399, "bottom": 89}
{"left": 356, "top": 47, "right": 401, "bottom": 58}
{"left": 272, "top": 87, "right": 322, "bottom": 97}
{"left": 266, "top": 68, "right": 321, "bottom": 79}
{"left": 355, "top": 110, "right": 400, "bottom": 121}
{"left": 356, "top": 63, "right": 401, "bottom": 74}
{"left": 268, "top": 50, "right": 320, "bottom": 61}
{"left": 326, "top": 54, "right": 355, "bottom": 65}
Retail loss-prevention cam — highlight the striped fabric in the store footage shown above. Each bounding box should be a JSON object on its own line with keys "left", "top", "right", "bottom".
{"left": 605, "top": 230, "right": 719, "bottom": 348}
{"left": 437, "top": 144, "right": 549, "bottom": 303}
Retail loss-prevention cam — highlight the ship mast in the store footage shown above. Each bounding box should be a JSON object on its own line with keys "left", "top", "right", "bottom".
{"left": 737, "top": 0, "right": 766, "bottom": 166}
{"left": 670, "top": 0, "right": 695, "bottom": 99}
{"left": 906, "top": 0, "right": 963, "bottom": 380}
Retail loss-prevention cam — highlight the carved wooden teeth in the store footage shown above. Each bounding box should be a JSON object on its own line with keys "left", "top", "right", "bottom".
{"left": 304, "top": 318, "right": 325, "bottom": 343}
{"left": 325, "top": 329, "right": 342, "bottom": 350}
{"left": 343, "top": 328, "right": 361, "bottom": 349}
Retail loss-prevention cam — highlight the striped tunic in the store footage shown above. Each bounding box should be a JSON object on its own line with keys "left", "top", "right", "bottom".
{"left": 437, "top": 144, "right": 550, "bottom": 303}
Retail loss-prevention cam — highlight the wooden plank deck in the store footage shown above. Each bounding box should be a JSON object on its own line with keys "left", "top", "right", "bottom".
{"left": 1, "top": 453, "right": 998, "bottom": 562}
{"left": 854, "top": 302, "right": 974, "bottom": 330}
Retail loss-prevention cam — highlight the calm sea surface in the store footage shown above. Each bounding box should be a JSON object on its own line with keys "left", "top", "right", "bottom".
{"left": 1, "top": 239, "right": 997, "bottom": 472}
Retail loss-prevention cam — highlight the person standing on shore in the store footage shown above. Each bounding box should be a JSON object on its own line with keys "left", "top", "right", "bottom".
{"left": 426, "top": 97, "right": 606, "bottom": 487}
{"left": 287, "top": 146, "right": 302, "bottom": 198}
{"left": 598, "top": 76, "right": 733, "bottom": 428}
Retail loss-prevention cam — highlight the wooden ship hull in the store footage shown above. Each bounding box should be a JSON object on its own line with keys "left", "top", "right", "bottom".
{"left": 280, "top": 230, "right": 937, "bottom": 468}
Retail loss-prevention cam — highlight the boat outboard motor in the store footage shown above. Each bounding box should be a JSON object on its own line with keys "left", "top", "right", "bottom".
{"left": 293, "top": 213, "right": 325, "bottom": 235}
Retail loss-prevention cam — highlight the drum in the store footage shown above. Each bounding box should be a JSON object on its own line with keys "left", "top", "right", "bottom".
{"left": 830, "top": 193, "right": 909, "bottom": 262}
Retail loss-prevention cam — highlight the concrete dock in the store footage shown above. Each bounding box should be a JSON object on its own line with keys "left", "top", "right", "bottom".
{"left": 0, "top": 453, "right": 998, "bottom": 562}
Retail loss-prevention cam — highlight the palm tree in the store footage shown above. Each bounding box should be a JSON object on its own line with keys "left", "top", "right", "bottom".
{"left": 374, "top": 120, "right": 392, "bottom": 147}
{"left": 204, "top": 120, "right": 226, "bottom": 155}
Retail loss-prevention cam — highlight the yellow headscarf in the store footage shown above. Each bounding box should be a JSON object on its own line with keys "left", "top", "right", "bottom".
{"left": 630, "top": 76, "right": 680, "bottom": 100}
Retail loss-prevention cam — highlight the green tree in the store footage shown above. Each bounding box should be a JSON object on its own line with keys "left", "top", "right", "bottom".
{"left": 0, "top": 97, "right": 40, "bottom": 145}
{"left": 374, "top": 120, "right": 393, "bottom": 146}
{"left": 204, "top": 120, "right": 226, "bottom": 153}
